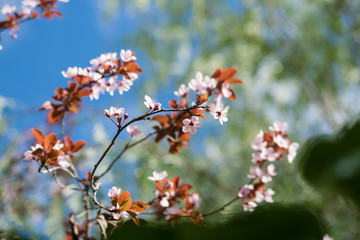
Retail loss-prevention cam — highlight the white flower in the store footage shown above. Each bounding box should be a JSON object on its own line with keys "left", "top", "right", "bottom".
{"left": 126, "top": 126, "right": 141, "bottom": 137}
{"left": 61, "top": 67, "right": 78, "bottom": 78}
{"left": 188, "top": 193, "right": 201, "bottom": 209}
{"left": 251, "top": 130, "right": 267, "bottom": 151}
{"left": 209, "top": 104, "right": 230, "bottom": 125}
{"left": 1, "top": 5, "right": 16, "bottom": 15}
{"left": 221, "top": 82, "right": 232, "bottom": 98}
{"left": 104, "top": 107, "right": 124, "bottom": 118}
{"left": 22, "top": 0, "right": 38, "bottom": 8}
{"left": 24, "top": 150, "right": 36, "bottom": 161}
{"left": 53, "top": 140, "right": 64, "bottom": 150}
{"left": 108, "top": 187, "right": 121, "bottom": 198}
{"left": 242, "top": 199, "right": 257, "bottom": 211}
{"left": 274, "top": 134, "right": 290, "bottom": 148}
{"left": 188, "top": 71, "right": 216, "bottom": 93}
{"left": 120, "top": 211, "right": 129, "bottom": 219}
{"left": 266, "top": 164, "right": 277, "bottom": 176}
{"left": 182, "top": 116, "right": 203, "bottom": 135}
{"left": 144, "top": 95, "right": 161, "bottom": 111}
{"left": 106, "top": 76, "right": 119, "bottom": 96}
{"left": 287, "top": 142, "right": 299, "bottom": 164}
{"left": 260, "top": 147, "right": 280, "bottom": 161}
{"left": 120, "top": 49, "right": 136, "bottom": 62}
{"left": 118, "top": 80, "right": 131, "bottom": 95}
{"left": 264, "top": 188, "right": 275, "bottom": 203}
{"left": 238, "top": 184, "right": 254, "bottom": 198}
{"left": 269, "top": 121, "right": 288, "bottom": 133}
{"left": 148, "top": 171, "right": 168, "bottom": 181}
{"left": 174, "top": 84, "right": 190, "bottom": 98}
{"left": 57, "top": 154, "right": 71, "bottom": 168}
{"left": 323, "top": 235, "right": 333, "bottom": 240}
{"left": 160, "top": 197, "right": 170, "bottom": 208}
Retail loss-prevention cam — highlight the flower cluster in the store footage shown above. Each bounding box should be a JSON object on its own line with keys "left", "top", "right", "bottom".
{"left": 148, "top": 171, "right": 203, "bottom": 224}
{"left": 151, "top": 68, "right": 243, "bottom": 154}
{"left": 38, "top": 49, "right": 142, "bottom": 123}
{"left": 24, "top": 128, "right": 85, "bottom": 169}
{"left": 104, "top": 106, "right": 128, "bottom": 127}
{"left": 0, "top": 0, "right": 69, "bottom": 51}
{"left": 107, "top": 187, "right": 148, "bottom": 226}
{"left": 238, "top": 121, "right": 299, "bottom": 211}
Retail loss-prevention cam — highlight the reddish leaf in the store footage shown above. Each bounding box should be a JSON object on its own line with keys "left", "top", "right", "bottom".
{"left": 190, "top": 108, "right": 203, "bottom": 116}
{"left": 48, "top": 150, "right": 60, "bottom": 159}
{"left": 117, "top": 191, "right": 132, "bottom": 211}
{"left": 77, "top": 89, "right": 92, "bottom": 98}
{"left": 72, "top": 140, "right": 86, "bottom": 153}
{"left": 129, "top": 201, "right": 149, "bottom": 214}
{"left": 48, "top": 108, "right": 64, "bottom": 124}
{"left": 178, "top": 133, "right": 190, "bottom": 142}
{"left": 180, "top": 99, "right": 188, "bottom": 108}
{"left": 211, "top": 68, "right": 222, "bottom": 79}
{"left": 227, "top": 78, "right": 243, "bottom": 84}
{"left": 44, "top": 133, "right": 58, "bottom": 152}
{"left": 68, "top": 103, "right": 79, "bottom": 113}
{"left": 32, "top": 128, "right": 44, "bottom": 145}
{"left": 218, "top": 68, "right": 237, "bottom": 81}
{"left": 168, "top": 100, "right": 178, "bottom": 108}
{"left": 198, "top": 93, "right": 208, "bottom": 104}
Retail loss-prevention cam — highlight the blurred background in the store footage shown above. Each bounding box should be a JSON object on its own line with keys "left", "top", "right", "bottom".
{"left": 0, "top": 0, "right": 360, "bottom": 239}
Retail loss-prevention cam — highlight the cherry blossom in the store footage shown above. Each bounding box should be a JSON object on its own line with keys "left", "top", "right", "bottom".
{"left": 238, "top": 184, "right": 254, "bottom": 198}
{"left": 110, "top": 204, "right": 129, "bottom": 220}
{"left": 323, "top": 235, "right": 333, "bottom": 240}
{"left": 1, "top": 4, "right": 16, "bottom": 15}
{"left": 251, "top": 130, "right": 266, "bottom": 151}
{"left": 106, "top": 76, "right": 119, "bottom": 96}
{"left": 182, "top": 116, "right": 203, "bottom": 135}
{"left": 266, "top": 164, "right": 277, "bottom": 177}
{"left": 90, "top": 79, "right": 107, "bottom": 101}
{"left": 188, "top": 193, "right": 202, "bottom": 209}
{"left": 263, "top": 188, "right": 275, "bottom": 203}
{"left": 104, "top": 107, "right": 124, "bottom": 118}
{"left": 274, "top": 134, "right": 290, "bottom": 148}
{"left": 57, "top": 154, "right": 71, "bottom": 168}
{"left": 188, "top": 71, "right": 216, "bottom": 93}
{"left": 108, "top": 187, "right": 121, "bottom": 198}
{"left": 53, "top": 140, "right": 64, "bottom": 150}
{"left": 126, "top": 126, "right": 141, "bottom": 137}
{"left": 269, "top": 121, "right": 288, "bottom": 133}
{"left": 24, "top": 150, "right": 36, "bottom": 161}
{"left": 174, "top": 84, "right": 189, "bottom": 98}
{"left": 21, "top": 0, "right": 38, "bottom": 9}
{"left": 40, "top": 101, "right": 52, "bottom": 110}
{"left": 61, "top": 67, "right": 78, "bottom": 79}
{"left": 118, "top": 80, "right": 131, "bottom": 95}
{"left": 144, "top": 95, "right": 161, "bottom": 111}
{"left": 120, "top": 49, "right": 136, "bottom": 62}
{"left": 221, "top": 82, "right": 232, "bottom": 98}
{"left": 287, "top": 142, "right": 299, "bottom": 164}
{"left": 209, "top": 104, "right": 230, "bottom": 125}
{"left": 242, "top": 199, "right": 257, "bottom": 211}
{"left": 260, "top": 147, "right": 280, "bottom": 161}
{"left": 148, "top": 171, "right": 168, "bottom": 181}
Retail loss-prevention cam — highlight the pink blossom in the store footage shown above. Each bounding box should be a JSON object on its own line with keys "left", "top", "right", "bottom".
{"left": 57, "top": 154, "right": 71, "bottom": 168}
{"left": 104, "top": 107, "right": 124, "bottom": 118}
{"left": 264, "top": 188, "right": 275, "bottom": 203}
{"left": 274, "top": 134, "right": 290, "bottom": 148}
{"left": 209, "top": 104, "right": 230, "bottom": 125}
{"left": 174, "top": 84, "right": 189, "bottom": 98}
{"left": 0, "top": 45, "right": 2, "bottom": 51}
{"left": 108, "top": 187, "right": 121, "bottom": 198}
{"left": 118, "top": 80, "right": 131, "bottom": 95}
{"left": 1, "top": 5, "right": 16, "bottom": 15}
{"left": 260, "top": 147, "right": 280, "bottom": 161}
{"left": 144, "top": 95, "right": 161, "bottom": 111}
{"left": 24, "top": 150, "right": 36, "bottom": 161}
{"left": 287, "top": 142, "right": 299, "bottom": 164}
{"left": 251, "top": 153, "right": 264, "bottom": 165}
{"left": 120, "top": 49, "right": 136, "bottom": 62}
{"left": 251, "top": 130, "right": 266, "bottom": 151}
{"left": 61, "top": 67, "right": 78, "bottom": 79}
{"left": 110, "top": 204, "right": 129, "bottom": 219}
{"left": 148, "top": 171, "right": 168, "bottom": 181}
{"left": 221, "top": 82, "right": 232, "bottom": 98}
{"left": 269, "top": 121, "right": 288, "bottom": 133}
{"left": 22, "top": 0, "right": 38, "bottom": 9}
{"left": 323, "top": 235, "right": 333, "bottom": 240}
{"left": 188, "top": 71, "right": 216, "bottom": 93}
{"left": 89, "top": 79, "right": 106, "bottom": 101}
{"left": 90, "top": 52, "right": 117, "bottom": 70}
{"left": 266, "top": 164, "right": 277, "bottom": 176}
{"left": 242, "top": 199, "right": 257, "bottom": 211}
{"left": 41, "top": 101, "right": 52, "bottom": 110}
{"left": 53, "top": 140, "right": 64, "bottom": 150}
{"left": 164, "top": 206, "right": 180, "bottom": 215}
{"left": 188, "top": 193, "right": 202, "bottom": 209}
{"left": 160, "top": 197, "right": 170, "bottom": 208}
{"left": 238, "top": 184, "right": 254, "bottom": 198}
{"left": 126, "top": 126, "right": 141, "bottom": 137}
{"left": 182, "top": 116, "right": 203, "bottom": 135}
{"left": 106, "top": 76, "right": 119, "bottom": 96}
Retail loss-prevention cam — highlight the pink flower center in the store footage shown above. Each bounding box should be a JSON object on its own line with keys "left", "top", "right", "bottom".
{"left": 216, "top": 111, "right": 222, "bottom": 117}
{"left": 189, "top": 121, "right": 194, "bottom": 127}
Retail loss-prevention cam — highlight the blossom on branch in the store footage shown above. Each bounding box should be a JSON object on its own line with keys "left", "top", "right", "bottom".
{"left": 144, "top": 95, "right": 161, "bottom": 111}
{"left": 126, "top": 126, "right": 141, "bottom": 137}
{"left": 148, "top": 171, "right": 168, "bottom": 181}
{"left": 182, "top": 116, "right": 202, "bottom": 135}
